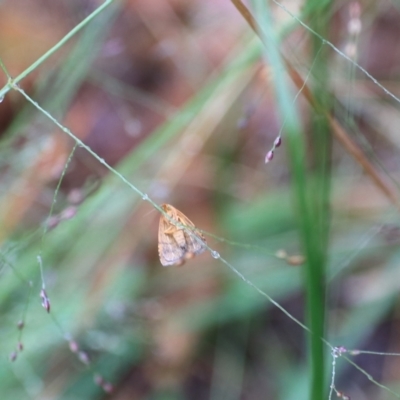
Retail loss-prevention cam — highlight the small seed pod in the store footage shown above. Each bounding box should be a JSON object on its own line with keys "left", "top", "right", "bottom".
{"left": 265, "top": 150, "right": 274, "bottom": 163}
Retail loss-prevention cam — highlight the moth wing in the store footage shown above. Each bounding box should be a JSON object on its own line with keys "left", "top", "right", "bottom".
{"left": 172, "top": 229, "right": 187, "bottom": 249}
{"left": 174, "top": 209, "right": 207, "bottom": 257}
{"left": 183, "top": 229, "right": 206, "bottom": 256}
{"left": 158, "top": 215, "right": 185, "bottom": 266}
{"left": 158, "top": 204, "right": 206, "bottom": 266}
{"left": 159, "top": 234, "right": 185, "bottom": 266}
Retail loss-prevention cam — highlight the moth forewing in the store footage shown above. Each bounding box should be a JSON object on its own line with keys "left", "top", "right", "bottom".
{"left": 183, "top": 229, "right": 206, "bottom": 255}
{"left": 158, "top": 204, "right": 206, "bottom": 266}
{"left": 172, "top": 229, "right": 187, "bottom": 249}
{"left": 158, "top": 225, "right": 185, "bottom": 266}
{"left": 158, "top": 215, "right": 185, "bottom": 267}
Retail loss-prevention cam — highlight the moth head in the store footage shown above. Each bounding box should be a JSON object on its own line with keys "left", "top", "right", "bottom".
{"left": 161, "top": 203, "right": 172, "bottom": 213}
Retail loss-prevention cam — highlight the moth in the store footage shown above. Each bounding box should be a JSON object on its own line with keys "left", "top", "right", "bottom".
{"left": 158, "top": 203, "right": 206, "bottom": 266}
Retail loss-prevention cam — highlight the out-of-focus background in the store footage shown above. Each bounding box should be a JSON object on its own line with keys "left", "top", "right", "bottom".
{"left": 1, "top": 0, "right": 400, "bottom": 399}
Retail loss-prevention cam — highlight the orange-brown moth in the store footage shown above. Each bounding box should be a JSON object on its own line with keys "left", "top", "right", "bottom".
{"left": 158, "top": 204, "right": 206, "bottom": 266}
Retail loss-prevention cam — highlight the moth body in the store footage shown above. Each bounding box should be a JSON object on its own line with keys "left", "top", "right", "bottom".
{"left": 158, "top": 204, "right": 206, "bottom": 266}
